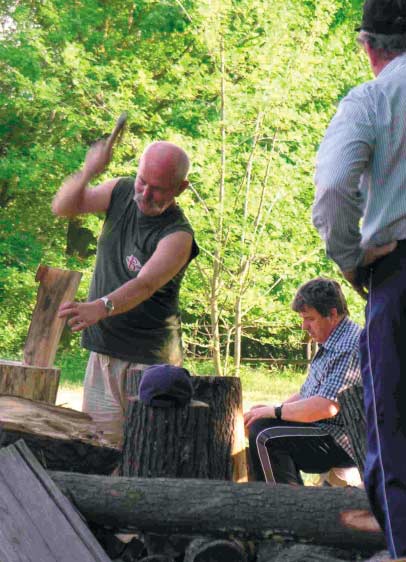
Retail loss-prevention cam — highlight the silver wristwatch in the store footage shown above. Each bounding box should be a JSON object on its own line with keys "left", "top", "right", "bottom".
{"left": 100, "top": 296, "right": 115, "bottom": 315}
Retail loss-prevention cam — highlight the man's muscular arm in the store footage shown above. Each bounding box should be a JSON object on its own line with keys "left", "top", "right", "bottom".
{"left": 52, "top": 140, "right": 119, "bottom": 217}
{"left": 59, "top": 231, "right": 193, "bottom": 331}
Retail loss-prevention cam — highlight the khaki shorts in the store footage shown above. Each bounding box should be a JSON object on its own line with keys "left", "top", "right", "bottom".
{"left": 82, "top": 352, "right": 150, "bottom": 447}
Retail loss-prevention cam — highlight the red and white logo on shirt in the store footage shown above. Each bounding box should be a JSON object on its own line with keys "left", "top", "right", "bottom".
{"left": 126, "top": 255, "right": 142, "bottom": 272}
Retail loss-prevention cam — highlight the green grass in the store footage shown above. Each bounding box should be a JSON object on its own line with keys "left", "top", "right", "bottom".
{"left": 55, "top": 348, "right": 89, "bottom": 388}
{"left": 184, "top": 358, "right": 308, "bottom": 409}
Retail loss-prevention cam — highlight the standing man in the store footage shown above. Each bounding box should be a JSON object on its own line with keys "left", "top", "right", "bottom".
{"left": 313, "top": 1, "right": 406, "bottom": 557}
{"left": 244, "top": 278, "right": 361, "bottom": 485}
{"left": 52, "top": 137, "right": 198, "bottom": 444}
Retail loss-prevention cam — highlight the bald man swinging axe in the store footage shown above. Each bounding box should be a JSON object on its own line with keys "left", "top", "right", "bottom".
{"left": 52, "top": 117, "right": 199, "bottom": 446}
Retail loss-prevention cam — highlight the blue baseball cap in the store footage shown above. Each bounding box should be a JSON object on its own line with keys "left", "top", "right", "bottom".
{"left": 139, "top": 364, "right": 194, "bottom": 407}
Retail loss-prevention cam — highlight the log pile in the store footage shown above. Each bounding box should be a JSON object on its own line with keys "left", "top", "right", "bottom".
{"left": 0, "top": 254, "right": 381, "bottom": 562}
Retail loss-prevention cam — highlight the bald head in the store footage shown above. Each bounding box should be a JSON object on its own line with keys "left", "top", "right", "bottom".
{"left": 141, "top": 141, "right": 190, "bottom": 187}
{"left": 134, "top": 141, "right": 190, "bottom": 216}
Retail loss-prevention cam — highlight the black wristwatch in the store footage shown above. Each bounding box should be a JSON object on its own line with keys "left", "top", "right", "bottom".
{"left": 274, "top": 404, "right": 283, "bottom": 420}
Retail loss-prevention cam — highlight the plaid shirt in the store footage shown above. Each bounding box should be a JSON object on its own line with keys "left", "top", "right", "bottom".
{"left": 300, "top": 316, "right": 362, "bottom": 459}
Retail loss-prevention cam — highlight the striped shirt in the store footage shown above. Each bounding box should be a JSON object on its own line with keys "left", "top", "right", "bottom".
{"left": 300, "top": 317, "right": 362, "bottom": 459}
{"left": 313, "top": 53, "right": 406, "bottom": 272}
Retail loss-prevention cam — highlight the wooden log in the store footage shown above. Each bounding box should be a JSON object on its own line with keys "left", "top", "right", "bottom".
{"left": 143, "top": 533, "right": 192, "bottom": 559}
{"left": 125, "top": 372, "right": 248, "bottom": 482}
{"left": 50, "top": 473, "right": 385, "bottom": 550}
{"left": 184, "top": 537, "right": 247, "bottom": 562}
{"left": 0, "top": 396, "right": 120, "bottom": 474}
{"left": 191, "top": 376, "right": 247, "bottom": 482}
{"left": 119, "top": 398, "right": 210, "bottom": 478}
{"left": 338, "top": 385, "right": 366, "bottom": 475}
{"left": 24, "top": 264, "right": 82, "bottom": 368}
{"left": 258, "top": 543, "right": 358, "bottom": 562}
{"left": 0, "top": 359, "right": 60, "bottom": 403}
{"left": 139, "top": 554, "right": 174, "bottom": 562}
{"left": 0, "top": 440, "right": 110, "bottom": 562}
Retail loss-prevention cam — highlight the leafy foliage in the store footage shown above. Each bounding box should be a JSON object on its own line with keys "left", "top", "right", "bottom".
{"left": 0, "top": 0, "right": 367, "bottom": 366}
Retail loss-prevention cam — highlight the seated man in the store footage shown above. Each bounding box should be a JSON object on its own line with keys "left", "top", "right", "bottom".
{"left": 244, "top": 277, "right": 361, "bottom": 485}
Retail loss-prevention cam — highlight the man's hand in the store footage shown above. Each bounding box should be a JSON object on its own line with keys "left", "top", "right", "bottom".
{"left": 244, "top": 405, "right": 275, "bottom": 428}
{"left": 58, "top": 300, "right": 107, "bottom": 332}
{"left": 363, "top": 241, "right": 397, "bottom": 266}
{"left": 82, "top": 139, "right": 114, "bottom": 179}
{"left": 343, "top": 241, "right": 397, "bottom": 300}
{"left": 342, "top": 270, "right": 368, "bottom": 300}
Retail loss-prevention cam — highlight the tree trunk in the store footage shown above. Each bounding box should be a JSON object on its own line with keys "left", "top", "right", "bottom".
{"left": 0, "top": 360, "right": 60, "bottom": 404}
{"left": 0, "top": 396, "right": 120, "bottom": 474}
{"left": 192, "top": 375, "right": 247, "bottom": 482}
{"left": 337, "top": 385, "right": 366, "bottom": 475}
{"left": 257, "top": 542, "right": 361, "bottom": 562}
{"left": 124, "top": 372, "right": 248, "bottom": 482}
{"left": 50, "top": 472, "right": 385, "bottom": 550}
{"left": 119, "top": 398, "right": 210, "bottom": 478}
{"left": 184, "top": 537, "right": 246, "bottom": 562}
{"left": 24, "top": 264, "right": 82, "bottom": 368}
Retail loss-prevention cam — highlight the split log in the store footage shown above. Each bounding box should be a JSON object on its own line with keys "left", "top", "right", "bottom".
{"left": 50, "top": 473, "right": 385, "bottom": 550}
{"left": 338, "top": 385, "right": 366, "bottom": 475}
{"left": 0, "top": 359, "right": 60, "bottom": 404}
{"left": 0, "top": 440, "right": 110, "bottom": 562}
{"left": 0, "top": 265, "right": 82, "bottom": 404}
{"left": 184, "top": 537, "right": 247, "bottom": 562}
{"left": 120, "top": 398, "right": 209, "bottom": 478}
{"left": 24, "top": 264, "right": 82, "bottom": 368}
{"left": 0, "top": 396, "right": 120, "bottom": 474}
{"left": 191, "top": 376, "right": 247, "bottom": 482}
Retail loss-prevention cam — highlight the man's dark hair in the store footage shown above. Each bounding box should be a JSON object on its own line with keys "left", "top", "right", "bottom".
{"left": 292, "top": 278, "right": 349, "bottom": 318}
{"left": 358, "top": 0, "right": 406, "bottom": 35}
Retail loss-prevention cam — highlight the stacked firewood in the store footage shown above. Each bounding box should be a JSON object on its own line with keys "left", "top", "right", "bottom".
{"left": 0, "top": 266, "right": 386, "bottom": 561}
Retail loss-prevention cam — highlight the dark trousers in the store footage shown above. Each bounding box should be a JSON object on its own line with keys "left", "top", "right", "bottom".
{"left": 248, "top": 418, "right": 354, "bottom": 485}
{"left": 360, "top": 241, "right": 406, "bottom": 559}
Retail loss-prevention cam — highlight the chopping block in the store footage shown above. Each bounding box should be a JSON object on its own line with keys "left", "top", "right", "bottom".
{"left": 0, "top": 264, "right": 82, "bottom": 404}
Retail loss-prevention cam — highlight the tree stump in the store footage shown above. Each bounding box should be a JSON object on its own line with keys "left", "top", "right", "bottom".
{"left": 0, "top": 396, "right": 120, "bottom": 474}
{"left": 184, "top": 537, "right": 247, "bottom": 562}
{"left": 119, "top": 397, "right": 210, "bottom": 478}
{"left": 337, "top": 385, "right": 366, "bottom": 475}
{"left": 191, "top": 376, "right": 247, "bottom": 482}
{"left": 125, "top": 371, "right": 248, "bottom": 482}
{"left": 0, "top": 360, "right": 60, "bottom": 404}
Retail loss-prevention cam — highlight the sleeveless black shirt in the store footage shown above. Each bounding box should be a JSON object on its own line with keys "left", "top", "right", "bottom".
{"left": 82, "top": 177, "right": 198, "bottom": 364}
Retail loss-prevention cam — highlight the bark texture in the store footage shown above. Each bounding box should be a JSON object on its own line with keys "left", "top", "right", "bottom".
{"left": 119, "top": 398, "right": 210, "bottom": 478}
{"left": 124, "top": 372, "right": 248, "bottom": 482}
{"left": 191, "top": 376, "right": 247, "bottom": 482}
{"left": 338, "top": 385, "right": 366, "bottom": 475}
{"left": 24, "top": 264, "right": 82, "bottom": 368}
{"left": 50, "top": 472, "right": 385, "bottom": 549}
{"left": 0, "top": 360, "right": 60, "bottom": 404}
{"left": 0, "top": 396, "right": 120, "bottom": 474}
